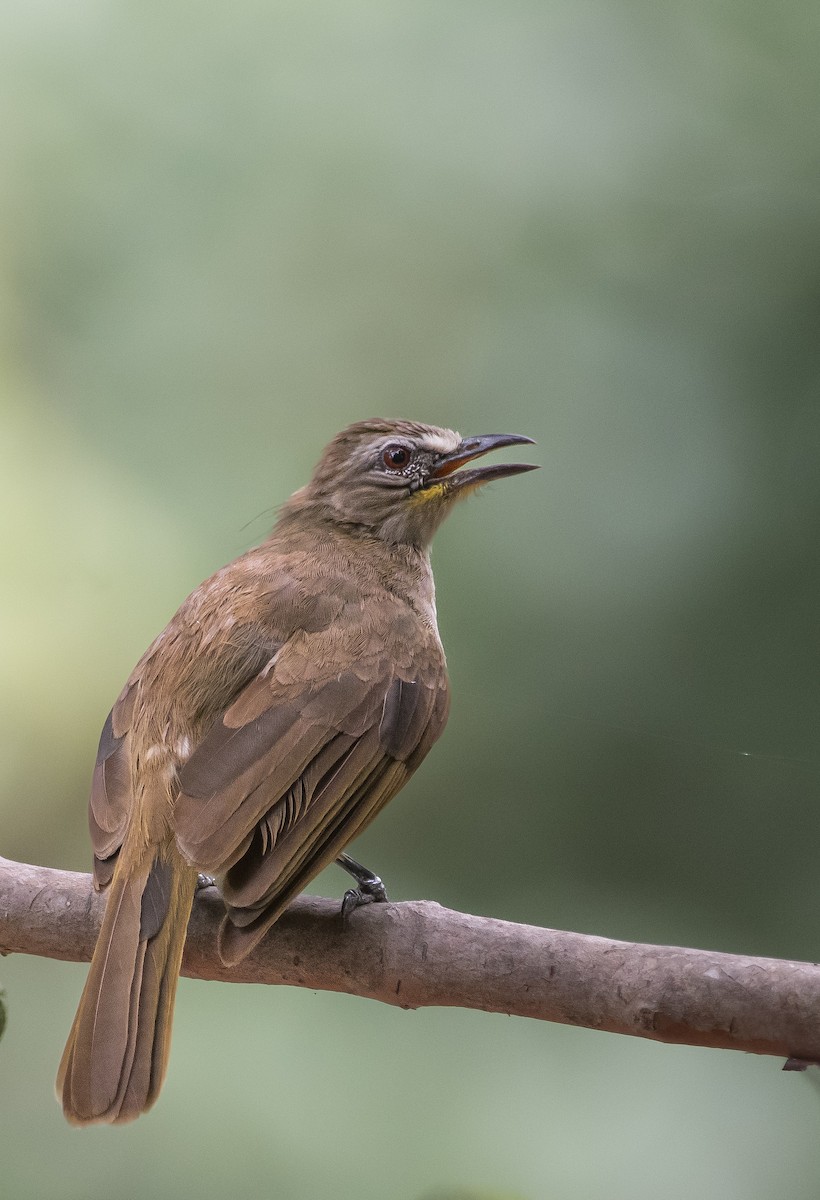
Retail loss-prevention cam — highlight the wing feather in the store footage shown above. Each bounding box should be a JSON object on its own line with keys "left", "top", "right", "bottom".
{"left": 173, "top": 631, "right": 450, "bottom": 966}
{"left": 88, "top": 682, "right": 138, "bottom": 889}
{"left": 218, "top": 748, "right": 409, "bottom": 964}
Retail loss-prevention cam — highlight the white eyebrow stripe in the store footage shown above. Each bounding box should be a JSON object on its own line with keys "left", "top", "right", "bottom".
{"left": 420, "top": 431, "right": 461, "bottom": 454}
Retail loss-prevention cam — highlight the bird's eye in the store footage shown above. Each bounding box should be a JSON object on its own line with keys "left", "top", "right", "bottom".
{"left": 382, "top": 444, "right": 411, "bottom": 469}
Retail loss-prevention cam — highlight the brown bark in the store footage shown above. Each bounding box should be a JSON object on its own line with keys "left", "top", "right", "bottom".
{"left": 1, "top": 855, "right": 817, "bottom": 1062}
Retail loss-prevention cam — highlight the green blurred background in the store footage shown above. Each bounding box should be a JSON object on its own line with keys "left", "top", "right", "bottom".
{"left": 2, "top": 1, "right": 820, "bottom": 1196}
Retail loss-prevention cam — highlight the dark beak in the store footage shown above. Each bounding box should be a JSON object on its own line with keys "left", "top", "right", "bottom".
{"left": 427, "top": 433, "right": 539, "bottom": 492}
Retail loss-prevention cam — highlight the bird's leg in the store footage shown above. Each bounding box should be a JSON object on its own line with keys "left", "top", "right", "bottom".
{"left": 336, "top": 852, "right": 388, "bottom": 918}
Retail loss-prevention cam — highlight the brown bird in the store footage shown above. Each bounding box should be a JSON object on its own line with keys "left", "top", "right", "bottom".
{"left": 56, "top": 418, "right": 537, "bottom": 1125}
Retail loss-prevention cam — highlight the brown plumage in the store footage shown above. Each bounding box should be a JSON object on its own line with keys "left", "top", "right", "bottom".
{"left": 57, "top": 418, "right": 537, "bottom": 1125}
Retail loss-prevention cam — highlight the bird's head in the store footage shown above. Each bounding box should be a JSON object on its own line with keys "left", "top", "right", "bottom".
{"left": 283, "top": 419, "right": 538, "bottom": 548}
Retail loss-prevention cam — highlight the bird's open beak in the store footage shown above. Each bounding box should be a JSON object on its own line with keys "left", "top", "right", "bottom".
{"left": 426, "top": 433, "right": 539, "bottom": 494}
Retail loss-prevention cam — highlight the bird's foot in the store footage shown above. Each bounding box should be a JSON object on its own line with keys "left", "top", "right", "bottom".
{"left": 336, "top": 852, "right": 388, "bottom": 919}
{"left": 340, "top": 880, "right": 388, "bottom": 919}
{"left": 196, "top": 873, "right": 217, "bottom": 892}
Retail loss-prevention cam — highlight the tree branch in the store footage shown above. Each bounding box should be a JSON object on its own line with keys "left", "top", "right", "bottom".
{"left": 1, "top": 855, "right": 817, "bottom": 1062}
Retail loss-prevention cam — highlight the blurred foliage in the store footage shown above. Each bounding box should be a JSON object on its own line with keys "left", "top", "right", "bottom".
{"left": 3, "top": 1, "right": 820, "bottom": 1197}
{"left": 419, "top": 1191, "right": 529, "bottom": 1200}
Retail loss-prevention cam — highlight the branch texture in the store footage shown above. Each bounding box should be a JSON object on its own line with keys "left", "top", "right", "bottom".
{"left": 1, "top": 856, "right": 818, "bottom": 1061}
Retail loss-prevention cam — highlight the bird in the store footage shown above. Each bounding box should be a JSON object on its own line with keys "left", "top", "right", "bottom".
{"left": 56, "top": 418, "right": 538, "bottom": 1125}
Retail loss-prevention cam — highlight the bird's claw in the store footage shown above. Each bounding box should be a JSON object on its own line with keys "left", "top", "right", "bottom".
{"left": 196, "top": 873, "right": 217, "bottom": 892}
{"left": 340, "top": 875, "right": 388, "bottom": 920}
{"left": 335, "top": 852, "right": 388, "bottom": 918}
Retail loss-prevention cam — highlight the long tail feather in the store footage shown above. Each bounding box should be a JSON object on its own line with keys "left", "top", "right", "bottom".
{"left": 56, "top": 852, "right": 196, "bottom": 1125}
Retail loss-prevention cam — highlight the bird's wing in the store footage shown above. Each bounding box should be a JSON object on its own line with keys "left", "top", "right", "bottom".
{"left": 88, "top": 681, "right": 139, "bottom": 889}
{"left": 174, "top": 615, "right": 449, "bottom": 964}
{"left": 86, "top": 551, "right": 328, "bottom": 890}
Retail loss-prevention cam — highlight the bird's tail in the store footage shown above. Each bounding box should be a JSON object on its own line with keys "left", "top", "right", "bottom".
{"left": 56, "top": 848, "right": 197, "bottom": 1125}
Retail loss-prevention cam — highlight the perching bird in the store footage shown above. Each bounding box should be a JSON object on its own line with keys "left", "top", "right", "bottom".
{"left": 57, "top": 418, "right": 537, "bottom": 1125}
